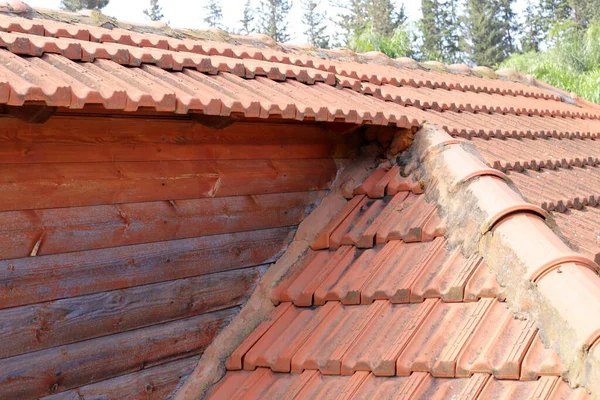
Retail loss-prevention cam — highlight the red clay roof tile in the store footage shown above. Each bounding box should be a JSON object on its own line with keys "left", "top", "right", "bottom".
{"left": 212, "top": 161, "right": 586, "bottom": 398}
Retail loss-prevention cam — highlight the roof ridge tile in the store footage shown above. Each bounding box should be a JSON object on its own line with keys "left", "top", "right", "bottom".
{"left": 408, "top": 122, "right": 600, "bottom": 396}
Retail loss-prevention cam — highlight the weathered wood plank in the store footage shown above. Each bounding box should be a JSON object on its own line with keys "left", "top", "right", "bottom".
{"left": 40, "top": 356, "right": 199, "bottom": 400}
{"left": 0, "top": 159, "right": 338, "bottom": 211}
{"left": 0, "top": 227, "right": 293, "bottom": 309}
{"left": 0, "top": 266, "right": 264, "bottom": 359}
{"left": 0, "top": 191, "right": 323, "bottom": 259}
{"left": 0, "top": 308, "right": 236, "bottom": 399}
{"left": 0, "top": 116, "right": 359, "bottom": 163}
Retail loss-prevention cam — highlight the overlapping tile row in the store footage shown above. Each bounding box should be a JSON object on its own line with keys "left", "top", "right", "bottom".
{"left": 227, "top": 298, "right": 563, "bottom": 380}
{"left": 207, "top": 368, "right": 588, "bottom": 400}
{"left": 469, "top": 136, "right": 600, "bottom": 172}
{"left": 553, "top": 209, "right": 600, "bottom": 264}
{"left": 423, "top": 110, "right": 600, "bottom": 138}
{"left": 365, "top": 83, "right": 597, "bottom": 119}
{"left": 505, "top": 168, "right": 600, "bottom": 213}
{"left": 275, "top": 239, "right": 500, "bottom": 307}
{"left": 0, "top": 31, "right": 338, "bottom": 83}
{"left": 0, "top": 52, "right": 427, "bottom": 126}
{"left": 0, "top": 14, "right": 567, "bottom": 100}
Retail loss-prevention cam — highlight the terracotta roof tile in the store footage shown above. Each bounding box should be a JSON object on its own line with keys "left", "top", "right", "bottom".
{"left": 208, "top": 162, "right": 582, "bottom": 398}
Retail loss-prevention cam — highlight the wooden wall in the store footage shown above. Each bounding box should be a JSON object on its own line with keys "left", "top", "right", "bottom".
{"left": 0, "top": 114, "right": 358, "bottom": 399}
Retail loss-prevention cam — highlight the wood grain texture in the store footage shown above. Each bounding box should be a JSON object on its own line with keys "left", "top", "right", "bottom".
{"left": 0, "top": 227, "right": 294, "bottom": 309}
{"left": 0, "top": 158, "right": 338, "bottom": 211}
{"left": 0, "top": 116, "right": 359, "bottom": 163}
{"left": 0, "top": 308, "right": 236, "bottom": 399}
{"left": 39, "top": 356, "right": 199, "bottom": 400}
{"left": 0, "top": 191, "right": 324, "bottom": 260}
{"left": 0, "top": 266, "right": 264, "bottom": 359}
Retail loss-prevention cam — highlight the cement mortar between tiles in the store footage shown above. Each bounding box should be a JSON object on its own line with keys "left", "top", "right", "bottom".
{"left": 405, "top": 123, "right": 598, "bottom": 398}
{"left": 172, "top": 156, "right": 378, "bottom": 400}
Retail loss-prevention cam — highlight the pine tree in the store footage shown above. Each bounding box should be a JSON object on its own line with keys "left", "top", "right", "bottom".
{"left": 368, "top": 0, "right": 397, "bottom": 37}
{"left": 301, "top": 0, "right": 329, "bottom": 48}
{"left": 463, "top": 0, "right": 510, "bottom": 66}
{"left": 336, "top": 0, "right": 368, "bottom": 45}
{"left": 204, "top": 0, "right": 223, "bottom": 28}
{"left": 259, "top": 0, "right": 292, "bottom": 42}
{"left": 521, "top": 0, "right": 543, "bottom": 52}
{"left": 60, "top": 0, "right": 109, "bottom": 11}
{"left": 239, "top": 0, "right": 255, "bottom": 35}
{"left": 568, "top": 0, "right": 600, "bottom": 28}
{"left": 420, "top": 0, "right": 462, "bottom": 63}
{"left": 420, "top": 0, "right": 445, "bottom": 60}
{"left": 498, "top": 0, "right": 517, "bottom": 56}
{"left": 143, "top": 0, "right": 163, "bottom": 21}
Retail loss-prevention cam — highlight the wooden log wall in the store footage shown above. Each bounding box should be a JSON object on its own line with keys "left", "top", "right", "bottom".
{"left": 0, "top": 114, "right": 359, "bottom": 399}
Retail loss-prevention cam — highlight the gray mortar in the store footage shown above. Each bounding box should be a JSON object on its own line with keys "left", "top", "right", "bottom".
{"left": 403, "top": 123, "right": 598, "bottom": 397}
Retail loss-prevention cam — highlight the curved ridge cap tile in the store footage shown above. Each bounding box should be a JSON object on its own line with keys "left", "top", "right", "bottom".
{"left": 437, "top": 144, "right": 509, "bottom": 192}
{"left": 491, "top": 213, "right": 599, "bottom": 282}
{"left": 533, "top": 256, "right": 600, "bottom": 283}
{"left": 465, "top": 176, "right": 548, "bottom": 234}
{"left": 417, "top": 127, "right": 464, "bottom": 161}
{"left": 537, "top": 263, "right": 600, "bottom": 349}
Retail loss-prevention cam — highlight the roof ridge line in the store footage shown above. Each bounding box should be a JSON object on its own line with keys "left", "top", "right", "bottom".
{"left": 402, "top": 122, "right": 600, "bottom": 397}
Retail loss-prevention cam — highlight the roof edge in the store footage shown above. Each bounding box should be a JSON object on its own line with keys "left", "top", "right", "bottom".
{"left": 403, "top": 123, "right": 600, "bottom": 396}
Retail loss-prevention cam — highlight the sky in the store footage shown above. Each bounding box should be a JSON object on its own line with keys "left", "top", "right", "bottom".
{"left": 25, "top": 0, "right": 528, "bottom": 44}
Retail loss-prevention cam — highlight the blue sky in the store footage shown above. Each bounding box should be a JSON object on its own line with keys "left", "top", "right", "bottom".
{"left": 26, "top": 0, "right": 528, "bottom": 44}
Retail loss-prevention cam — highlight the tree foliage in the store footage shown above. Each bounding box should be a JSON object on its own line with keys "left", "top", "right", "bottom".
{"left": 420, "top": 0, "right": 462, "bottom": 63}
{"left": 502, "top": 21, "right": 600, "bottom": 103}
{"left": 463, "top": 0, "right": 515, "bottom": 66}
{"left": 350, "top": 23, "right": 413, "bottom": 58}
{"left": 204, "top": 0, "right": 223, "bottom": 28}
{"left": 301, "top": 0, "right": 329, "bottom": 48}
{"left": 60, "top": 0, "right": 108, "bottom": 11}
{"left": 239, "top": 0, "right": 255, "bottom": 35}
{"left": 259, "top": 0, "right": 292, "bottom": 42}
{"left": 143, "top": 0, "right": 163, "bottom": 22}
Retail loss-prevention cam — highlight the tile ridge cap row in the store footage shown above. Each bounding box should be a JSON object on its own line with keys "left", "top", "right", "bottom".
{"left": 407, "top": 122, "right": 600, "bottom": 397}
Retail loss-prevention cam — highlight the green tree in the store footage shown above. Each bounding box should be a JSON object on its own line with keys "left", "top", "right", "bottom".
{"left": 301, "top": 0, "right": 329, "bottom": 48}
{"left": 540, "top": 0, "right": 571, "bottom": 32}
{"left": 259, "top": 0, "right": 292, "bottom": 42}
{"left": 568, "top": 0, "right": 600, "bottom": 28}
{"left": 239, "top": 0, "right": 255, "bottom": 35}
{"left": 463, "top": 0, "right": 515, "bottom": 66}
{"left": 60, "top": 0, "right": 108, "bottom": 11}
{"left": 368, "top": 0, "right": 399, "bottom": 36}
{"left": 143, "top": 0, "right": 163, "bottom": 21}
{"left": 420, "top": 0, "right": 462, "bottom": 63}
{"left": 350, "top": 23, "right": 413, "bottom": 58}
{"left": 521, "top": 0, "right": 543, "bottom": 52}
{"left": 502, "top": 21, "right": 600, "bottom": 103}
{"left": 336, "top": 0, "right": 368, "bottom": 45}
{"left": 204, "top": 0, "right": 223, "bottom": 28}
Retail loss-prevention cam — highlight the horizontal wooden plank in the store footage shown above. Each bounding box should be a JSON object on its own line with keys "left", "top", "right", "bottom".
{"left": 0, "top": 308, "right": 236, "bottom": 399}
{"left": 0, "top": 116, "right": 359, "bottom": 163}
{"left": 0, "top": 266, "right": 263, "bottom": 359}
{"left": 0, "top": 191, "right": 324, "bottom": 259}
{"left": 0, "top": 158, "right": 338, "bottom": 211}
{"left": 40, "top": 356, "right": 199, "bottom": 400}
{"left": 0, "top": 227, "right": 293, "bottom": 309}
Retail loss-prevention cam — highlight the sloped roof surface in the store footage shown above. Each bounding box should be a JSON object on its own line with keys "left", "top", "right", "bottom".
{"left": 2, "top": 5, "right": 600, "bottom": 398}
{"left": 208, "top": 167, "right": 589, "bottom": 399}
